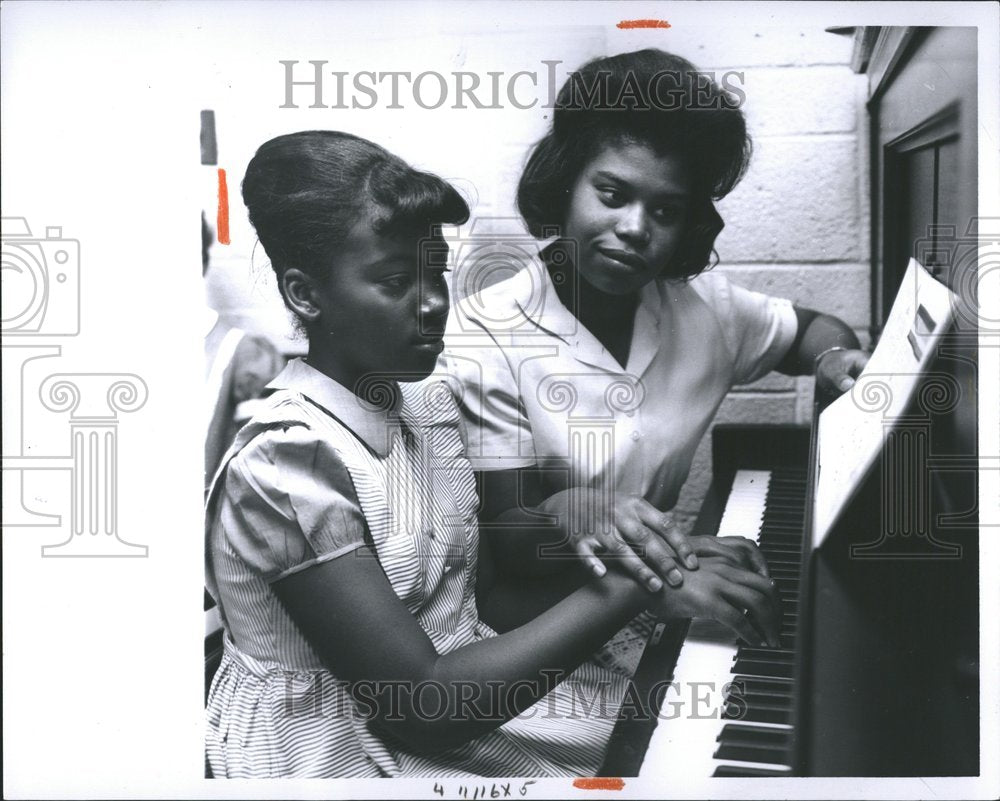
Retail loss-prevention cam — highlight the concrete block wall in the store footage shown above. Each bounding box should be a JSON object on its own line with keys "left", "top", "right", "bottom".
{"left": 203, "top": 24, "right": 870, "bottom": 532}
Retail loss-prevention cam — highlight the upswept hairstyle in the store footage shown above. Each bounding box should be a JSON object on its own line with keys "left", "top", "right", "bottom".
{"left": 242, "top": 130, "right": 470, "bottom": 313}
{"left": 517, "top": 49, "right": 752, "bottom": 280}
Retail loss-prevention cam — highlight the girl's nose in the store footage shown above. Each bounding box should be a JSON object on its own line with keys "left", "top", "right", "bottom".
{"left": 614, "top": 203, "right": 651, "bottom": 246}
{"left": 419, "top": 276, "right": 450, "bottom": 327}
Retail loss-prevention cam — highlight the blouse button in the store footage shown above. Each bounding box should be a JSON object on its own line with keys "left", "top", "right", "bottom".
{"left": 423, "top": 526, "right": 435, "bottom": 540}
{"left": 631, "top": 431, "right": 641, "bottom": 442}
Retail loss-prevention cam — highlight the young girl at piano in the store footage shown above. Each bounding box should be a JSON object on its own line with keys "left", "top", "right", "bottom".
{"left": 204, "top": 130, "right": 782, "bottom": 778}
{"left": 440, "top": 49, "right": 870, "bottom": 628}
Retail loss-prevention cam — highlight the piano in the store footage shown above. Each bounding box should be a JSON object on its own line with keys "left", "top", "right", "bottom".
{"left": 599, "top": 24, "right": 981, "bottom": 778}
{"left": 599, "top": 412, "right": 978, "bottom": 777}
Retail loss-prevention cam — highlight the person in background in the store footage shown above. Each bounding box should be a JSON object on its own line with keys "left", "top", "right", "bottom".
{"left": 203, "top": 212, "right": 283, "bottom": 490}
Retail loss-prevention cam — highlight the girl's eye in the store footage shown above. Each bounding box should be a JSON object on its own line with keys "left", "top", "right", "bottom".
{"left": 652, "top": 206, "right": 685, "bottom": 224}
{"left": 379, "top": 275, "right": 411, "bottom": 290}
{"left": 597, "top": 186, "right": 625, "bottom": 206}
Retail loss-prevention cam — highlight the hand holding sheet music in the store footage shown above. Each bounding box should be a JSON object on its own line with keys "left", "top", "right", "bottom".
{"left": 812, "top": 258, "right": 957, "bottom": 547}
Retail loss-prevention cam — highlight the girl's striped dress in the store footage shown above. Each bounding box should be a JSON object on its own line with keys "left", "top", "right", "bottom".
{"left": 205, "top": 358, "right": 631, "bottom": 778}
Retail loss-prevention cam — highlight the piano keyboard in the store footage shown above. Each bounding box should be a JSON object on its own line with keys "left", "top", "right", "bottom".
{"left": 638, "top": 468, "right": 807, "bottom": 778}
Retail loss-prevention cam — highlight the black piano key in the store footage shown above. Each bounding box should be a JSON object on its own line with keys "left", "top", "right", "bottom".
{"left": 714, "top": 742, "right": 791, "bottom": 764}
{"left": 766, "top": 567, "right": 800, "bottom": 578}
{"left": 724, "top": 689, "right": 794, "bottom": 708}
{"left": 732, "top": 657, "right": 795, "bottom": 678}
{"left": 723, "top": 702, "right": 793, "bottom": 722}
{"left": 760, "top": 546, "right": 801, "bottom": 557}
{"left": 770, "top": 478, "right": 807, "bottom": 488}
{"left": 762, "top": 501, "right": 805, "bottom": 510}
{"left": 736, "top": 692, "right": 793, "bottom": 710}
{"left": 764, "top": 524, "right": 802, "bottom": 534}
{"left": 730, "top": 676, "right": 794, "bottom": 695}
{"left": 713, "top": 765, "right": 790, "bottom": 777}
{"left": 760, "top": 516, "right": 803, "bottom": 527}
{"left": 763, "top": 558, "right": 800, "bottom": 568}
{"left": 724, "top": 700, "right": 793, "bottom": 725}
{"left": 761, "top": 546, "right": 800, "bottom": 556}
{"left": 761, "top": 533, "right": 800, "bottom": 541}
{"left": 760, "top": 504, "right": 804, "bottom": 513}
{"left": 760, "top": 534, "right": 802, "bottom": 545}
{"left": 761, "top": 526, "right": 803, "bottom": 536}
{"left": 717, "top": 724, "right": 792, "bottom": 747}
{"left": 724, "top": 702, "right": 792, "bottom": 725}
{"left": 737, "top": 648, "right": 794, "bottom": 662}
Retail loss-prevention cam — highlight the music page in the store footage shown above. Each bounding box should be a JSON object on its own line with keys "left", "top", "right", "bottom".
{"left": 812, "top": 258, "right": 956, "bottom": 547}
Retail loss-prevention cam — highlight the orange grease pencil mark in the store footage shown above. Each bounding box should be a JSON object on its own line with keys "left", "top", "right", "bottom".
{"left": 216, "top": 168, "right": 230, "bottom": 245}
{"left": 573, "top": 777, "right": 625, "bottom": 791}
{"left": 617, "top": 19, "right": 671, "bottom": 29}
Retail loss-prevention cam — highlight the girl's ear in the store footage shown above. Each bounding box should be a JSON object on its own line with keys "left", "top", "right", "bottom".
{"left": 281, "top": 268, "right": 322, "bottom": 325}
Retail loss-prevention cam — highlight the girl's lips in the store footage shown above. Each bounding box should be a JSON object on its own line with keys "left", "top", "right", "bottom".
{"left": 412, "top": 337, "right": 445, "bottom": 352}
{"left": 596, "top": 247, "right": 648, "bottom": 271}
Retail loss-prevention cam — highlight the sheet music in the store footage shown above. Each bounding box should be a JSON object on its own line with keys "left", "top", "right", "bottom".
{"left": 812, "top": 258, "right": 956, "bottom": 547}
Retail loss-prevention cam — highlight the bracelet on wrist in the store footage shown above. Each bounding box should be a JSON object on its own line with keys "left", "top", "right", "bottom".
{"left": 813, "top": 345, "right": 848, "bottom": 374}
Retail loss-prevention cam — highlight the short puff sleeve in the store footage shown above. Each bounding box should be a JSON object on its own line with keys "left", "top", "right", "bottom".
{"left": 219, "top": 424, "right": 368, "bottom": 582}
{"left": 694, "top": 273, "right": 798, "bottom": 385}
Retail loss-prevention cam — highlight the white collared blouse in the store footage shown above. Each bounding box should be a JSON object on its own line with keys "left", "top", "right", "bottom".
{"left": 440, "top": 257, "right": 798, "bottom": 511}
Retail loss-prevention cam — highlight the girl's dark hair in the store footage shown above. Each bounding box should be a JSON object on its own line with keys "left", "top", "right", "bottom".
{"left": 242, "top": 130, "right": 470, "bottom": 310}
{"left": 517, "top": 49, "right": 751, "bottom": 280}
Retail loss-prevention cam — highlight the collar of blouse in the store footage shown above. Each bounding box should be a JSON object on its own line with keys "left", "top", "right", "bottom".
{"left": 266, "top": 358, "right": 404, "bottom": 458}
{"left": 511, "top": 254, "right": 667, "bottom": 377}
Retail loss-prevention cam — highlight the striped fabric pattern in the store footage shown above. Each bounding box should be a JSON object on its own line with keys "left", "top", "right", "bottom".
{"left": 205, "top": 368, "right": 630, "bottom": 778}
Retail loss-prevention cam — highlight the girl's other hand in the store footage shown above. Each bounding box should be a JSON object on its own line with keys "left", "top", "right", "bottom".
{"left": 686, "top": 535, "right": 770, "bottom": 578}
{"left": 647, "top": 555, "right": 783, "bottom": 647}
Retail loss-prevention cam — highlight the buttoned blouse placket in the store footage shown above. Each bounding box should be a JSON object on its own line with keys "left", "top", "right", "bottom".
{"left": 523, "top": 266, "right": 664, "bottom": 499}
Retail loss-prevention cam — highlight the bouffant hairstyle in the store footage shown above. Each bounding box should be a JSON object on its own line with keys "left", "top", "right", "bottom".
{"left": 517, "top": 49, "right": 751, "bottom": 279}
{"left": 242, "top": 130, "right": 469, "bottom": 317}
